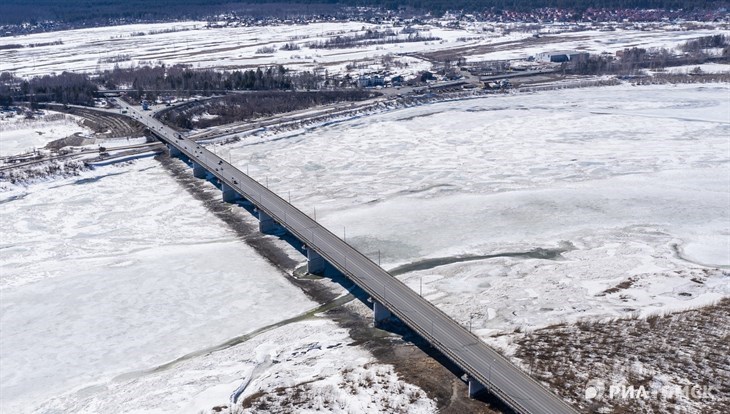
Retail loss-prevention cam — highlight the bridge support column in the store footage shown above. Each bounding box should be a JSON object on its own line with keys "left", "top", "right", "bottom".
{"left": 168, "top": 144, "right": 182, "bottom": 158}
{"left": 221, "top": 182, "right": 240, "bottom": 203}
{"left": 192, "top": 162, "right": 207, "bottom": 179}
{"left": 373, "top": 301, "right": 392, "bottom": 325}
{"left": 306, "top": 248, "right": 325, "bottom": 275}
{"left": 468, "top": 376, "right": 486, "bottom": 398}
{"left": 258, "top": 210, "right": 276, "bottom": 234}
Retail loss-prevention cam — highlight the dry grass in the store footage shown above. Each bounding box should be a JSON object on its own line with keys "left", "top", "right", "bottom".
{"left": 515, "top": 298, "right": 730, "bottom": 413}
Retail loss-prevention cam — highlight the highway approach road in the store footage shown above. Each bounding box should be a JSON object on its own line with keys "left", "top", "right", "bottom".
{"left": 125, "top": 104, "right": 580, "bottom": 414}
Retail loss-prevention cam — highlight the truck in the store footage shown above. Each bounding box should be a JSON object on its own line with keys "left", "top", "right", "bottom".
{"left": 141, "top": 100, "right": 150, "bottom": 111}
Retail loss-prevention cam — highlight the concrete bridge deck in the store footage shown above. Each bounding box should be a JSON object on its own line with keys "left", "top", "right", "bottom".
{"left": 126, "top": 105, "right": 580, "bottom": 414}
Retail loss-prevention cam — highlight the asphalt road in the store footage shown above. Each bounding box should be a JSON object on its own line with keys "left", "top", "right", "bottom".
{"left": 126, "top": 104, "right": 580, "bottom": 414}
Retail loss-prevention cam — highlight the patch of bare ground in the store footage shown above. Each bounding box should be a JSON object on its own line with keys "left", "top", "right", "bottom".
{"left": 597, "top": 277, "right": 638, "bottom": 296}
{"left": 514, "top": 298, "right": 730, "bottom": 413}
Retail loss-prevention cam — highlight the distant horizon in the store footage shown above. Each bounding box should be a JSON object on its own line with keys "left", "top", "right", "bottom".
{"left": 2, "top": 0, "right": 729, "bottom": 27}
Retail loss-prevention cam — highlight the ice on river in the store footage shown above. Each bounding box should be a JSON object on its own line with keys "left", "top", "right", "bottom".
{"left": 0, "top": 159, "right": 314, "bottom": 412}
{"left": 225, "top": 83, "right": 730, "bottom": 334}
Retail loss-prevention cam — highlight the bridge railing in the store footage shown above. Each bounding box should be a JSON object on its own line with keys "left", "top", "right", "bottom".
{"left": 158, "top": 131, "right": 575, "bottom": 414}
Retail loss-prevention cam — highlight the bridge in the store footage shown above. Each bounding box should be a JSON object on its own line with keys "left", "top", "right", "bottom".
{"left": 124, "top": 105, "right": 580, "bottom": 414}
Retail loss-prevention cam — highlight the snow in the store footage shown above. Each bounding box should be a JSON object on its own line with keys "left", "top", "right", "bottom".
{"left": 0, "top": 110, "right": 89, "bottom": 156}
{"left": 31, "top": 317, "right": 435, "bottom": 414}
{"left": 0, "top": 158, "right": 316, "bottom": 412}
{"left": 681, "top": 235, "right": 730, "bottom": 267}
{"left": 467, "top": 27, "right": 730, "bottom": 61}
{"left": 658, "top": 63, "right": 730, "bottom": 74}
{"left": 3, "top": 20, "right": 726, "bottom": 82}
{"left": 1, "top": 155, "right": 438, "bottom": 413}
{"left": 220, "top": 83, "right": 730, "bottom": 335}
{"left": 0, "top": 21, "right": 451, "bottom": 78}
{"left": 2, "top": 19, "right": 729, "bottom": 412}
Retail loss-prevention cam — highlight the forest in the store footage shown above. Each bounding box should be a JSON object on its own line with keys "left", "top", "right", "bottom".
{"left": 2, "top": 0, "right": 728, "bottom": 25}
{"left": 0, "top": 64, "right": 345, "bottom": 107}
{"left": 161, "top": 90, "right": 377, "bottom": 129}
{"left": 0, "top": 72, "right": 98, "bottom": 107}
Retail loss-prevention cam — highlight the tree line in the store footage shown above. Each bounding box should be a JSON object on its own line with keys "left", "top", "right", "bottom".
{"left": 2, "top": 0, "right": 727, "bottom": 26}
{"left": 0, "top": 72, "right": 98, "bottom": 107}
{"left": 161, "top": 90, "right": 378, "bottom": 129}
{"left": 99, "top": 65, "right": 302, "bottom": 95}
{"left": 102, "top": 64, "right": 341, "bottom": 99}
{"left": 0, "top": 63, "right": 346, "bottom": 108}
{"left": 569, "top": 42, "right": 729, "bottom": 76}
{"left": 308, "top": 29, "right": 440, "bottom": 49}
{"left": 680, "top": 34, "right": 729, "bottom": 54}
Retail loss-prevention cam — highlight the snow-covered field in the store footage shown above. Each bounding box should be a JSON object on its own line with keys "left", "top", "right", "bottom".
{"left": 0, "top": 110, "right": 89, "bottom": 156}
{"left": 467, "top": 27, "right": 730, "bottom": 61}
{"left": 221, "top": 83, "right": 730, "bottom": 337}
{"left": 0, "top": 21, "right": 455, "bottom": 78}
{"left": 660, "top": 62, "right": 730, "bottom": 74}
{"left": 2, "top": 20, "right": 727, "bottom": 81}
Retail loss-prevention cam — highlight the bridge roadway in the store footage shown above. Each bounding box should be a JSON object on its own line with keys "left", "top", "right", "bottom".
{"left": 127, "top": 105, "right": 579, "bottom": 414}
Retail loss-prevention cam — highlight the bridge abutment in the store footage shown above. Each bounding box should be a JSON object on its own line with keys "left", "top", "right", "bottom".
{"left": 221, "top": 182, "right": 241, "bottom": 203}
{"left": 192, "top": 162, "right": 207, "bottom": 179}
{"left": 468, "top": 376, "right": 486, "bottom": 398}
{"left": 306, "top": 248, "right": 326, "bottom": 275}
{"left": 373, "top": 301, "right": 392, "bottom": 325}
{"left": 258, "top": 210, "right": 277, "bottom": 234}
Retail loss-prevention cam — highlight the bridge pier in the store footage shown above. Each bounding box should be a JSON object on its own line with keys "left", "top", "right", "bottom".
{"left": 468, "top": 376, "right": 486, "bottom": 398}
{"left": 258, "top": 210, "right": 277, "bottom": 234}
{"left": 373, "top": 301, "right": 392, "bottom": 325}
{"left": 306, "top": 248, "right": 325, "bottom": 275}
{"left": 221, "top": 182, "right": 241, "bottom": 203}
{"left": 167, "top": 144, "right": 182, "bottom": 158}
{"left": 192, "top": 162, "right": 207, "bottom": 179}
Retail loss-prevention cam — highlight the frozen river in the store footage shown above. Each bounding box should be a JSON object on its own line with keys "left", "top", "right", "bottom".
{"left": 227, "top": 84, "right": 730, "bottom": 335}
{"left": 0, "top": 159, "right": 315, "bottom": 412}
{"left": 1, "top": 83, "right": 728, "bottom": 413}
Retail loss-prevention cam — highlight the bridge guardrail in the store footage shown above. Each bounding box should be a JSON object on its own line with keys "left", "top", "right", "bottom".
{"left": 154, "top": 129, "right": 578, "bottom": 414}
